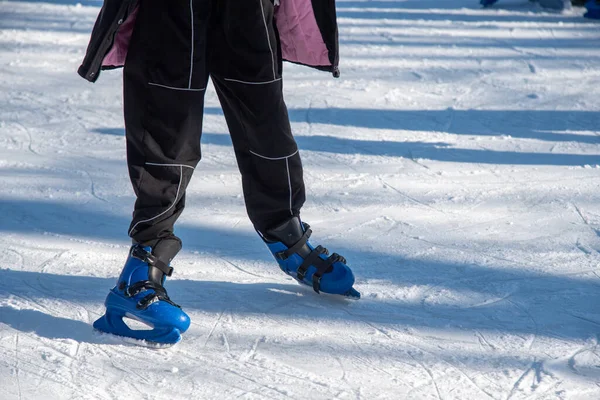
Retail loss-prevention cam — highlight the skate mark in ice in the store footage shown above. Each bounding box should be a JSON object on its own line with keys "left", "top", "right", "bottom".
{"left": 351, "top": 306, "right": 497, "bottom": 399}
{"left": 377, "top": 176, "right": 447, "bottom": 215}
{"left": 571, "top": 203, "right": 600, "bottom": 246}
{"left": 400, "top": 328, "right": 495, "bottom": 400}
{"left": 15, "top": 121, "right": 39, "bottom": 156}
{"left": 408, "top": 231, "right": 539, "bottom": 274}
{"left": 528, "top": 62, "right": 537, "bottom": 74}
{"left": 330, "top": 344, "right": 382, "bottom": 399}
{"left": 36, "top": 249, "right": 68, "bottom": 274}
{"left": 442, "top": 214, "right": 511, "bottom": 233}
{"left": 348, "top": 337, "right": 404, "bottom": 383}
{"left": 82, "top": 169, "right": 108, "bottom": 204}
{"left": 505, "top": 360, "right": 556, "bottom": 400}
{"left": 218, "top": 365, "right": 294, "bottom": 399}
{"left": 507, "top": 300, "right": 538, "bottom": 351}
{"left": 568, "top": 344, "right": 595, "bottom": 373}
{"left": 566, "top": 313, "right": 600, "bottom": 328}
{"left": 5, "top": 349, "right": 80, "bottom": 396}
{"left": 6, "top": 248, "right": 25, "bottom": 270}
{"left": 344, "top": 312, "right": 445, "bottom": 398}
{"left": 221, "top": 332, "right": 231, "bottom": 354}
{"left": 241, "top": 353, "right": 334, "bottom": 393}
{"left": 203, "top": 309, "right": 226, "bottom": 348}
{"left": 475, "top": 330, "right": 497, "bottom": 352}
{"left": 99, "top": 346, "right": 152, "bottom": 385}
{"left": 406, "top": 148, "right": 433, "bottom": 172}
{"left": 406, "top": 350, "right": 442, "bottom": 400}
{"left": 239, "top": 336, "right": 265, "bottom": 363}
{"left": 219, "top": 256, "right": 265, "bottom": 278}
{"left": 576, "top": 239, "right": 595, "bottom": 255}
{"left": 438, "top": 352, "right": 497, "bottom": 400}
{"left": 14, "top": 333, "right": 22, "bottom": 400}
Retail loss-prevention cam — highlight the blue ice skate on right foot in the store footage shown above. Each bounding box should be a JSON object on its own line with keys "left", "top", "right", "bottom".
{"left": 262, "top": 217, "right": 360, "bottom": 299}
{"left": 94, "top": 241, "right": 190, "bottom": 346}
{"left": 585, "top": 0, "right": 600, "bottom": 19}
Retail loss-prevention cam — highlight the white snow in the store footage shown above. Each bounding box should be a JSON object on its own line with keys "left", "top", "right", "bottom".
{"left": 1, "top": 0, "right": 600, "bottom": 399}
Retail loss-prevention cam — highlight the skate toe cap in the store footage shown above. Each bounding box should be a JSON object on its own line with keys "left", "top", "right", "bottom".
{"left": 147, "top": 305, "right": 191, "bottom": 333}
{"left": 318, "top": 261, "right": 355, "bottom": 295}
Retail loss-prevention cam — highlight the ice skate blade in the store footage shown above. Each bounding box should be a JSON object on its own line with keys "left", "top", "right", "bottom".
{"left": 93, "top": 329, "right": 177, "bottom": 349}
{"left": 293, "top": 278, "right": 361, "bottom": 300}
{"left": 343, "top": 287, "right": 361, "bottom": 300}
{"left": 93, "top": 312, "right": 183, "bottom": 346}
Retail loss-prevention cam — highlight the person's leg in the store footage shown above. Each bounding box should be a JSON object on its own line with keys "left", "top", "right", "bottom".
{"left": 125, "top": 0, "right": 211, "bottom": 249}
{"left": 207, "top": 0, "right": 358, "bottom": 298}
{"left": 207, "top": 0, "right": 305, "bottom": 235}
{"left": 93, "top": 0, "right": 212, "bottom": 344}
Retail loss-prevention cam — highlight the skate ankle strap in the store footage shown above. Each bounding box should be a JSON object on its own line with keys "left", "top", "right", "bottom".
{"left": 297, "top": 247, "right": 346, "bottom": 294}
{"left": 125, "top": 280, "right": 181, "bottom": 310}
{"left": 131, "top": 246, "right": 174, "bottom": 277}
{"left": 274, "top": 228, "right": 312, "bottom": 260}
{"left": 311, "top": 253, "right": 346, "bottom": 293}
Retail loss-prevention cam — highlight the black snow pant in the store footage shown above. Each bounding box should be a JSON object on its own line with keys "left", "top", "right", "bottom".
{"left": 123, "top": 0, "right": 306, "bottom": 246}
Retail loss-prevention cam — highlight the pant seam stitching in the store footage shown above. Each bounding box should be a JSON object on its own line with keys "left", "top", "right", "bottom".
{"left": 258, "top": 0, "right": 277, "bottom": 80}
{"left": 128, "top": 165, "right": 185, "bottom": 236}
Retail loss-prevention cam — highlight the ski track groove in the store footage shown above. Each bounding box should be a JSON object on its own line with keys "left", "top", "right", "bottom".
{"left": 14, "top": 121, "right": 39, "bottom": 156}
{"left": 82, "top": 168, "right": 108, "bottom": 204}
{"left": 358, "top": 313, "right": 497, "bottom": 400}
{"left": 408, "top": 349, "right": 443, "bottom": 400}
{"left": 506, "top": 361, "right": 537, "bottom": 400}
{"left": 243, "top": 354, "right": 336, "bottom": 390}
{"left": 217, "top": 366, "right": 294, "bottom": 400}
{"left": 37, "top": 249, "right": 68, "bottom": 274}
{"left": 6, "top": 344, "right": 81, "bottom": 397}
{"left": 377, "top": 175, "right": 448, "bottom": 215}
{"left": 476, "top": 330, "right": 497, "bottom": 352}
{"left": 221, "top": 332, "right": 231, "bottom": 354}
{"left": 14, "top": 333, "right": 22, "bottom": 400}
{"left": 219, "top": 256, "right": 265, "bottom": 278}
{"left": 403, "top": 333, "right": 495, "bottom": 400}
{"left": 507, "top": 300, "right": 539, "bottom": 352}
{"left": 204, "top": 309, "right": 226, "bottom": 348}
{"left": 345, "top": 312, "right": 446, "bottom": 399}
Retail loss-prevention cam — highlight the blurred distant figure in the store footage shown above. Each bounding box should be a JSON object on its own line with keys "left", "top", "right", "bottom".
{"left": 585, "top": 0, "right": 600, "bottom": 18}
{"left": 481, "top": 0, "right": 571, "bottom": 10}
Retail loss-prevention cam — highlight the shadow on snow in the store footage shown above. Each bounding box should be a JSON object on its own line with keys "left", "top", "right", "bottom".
{"left": 0, "top": 259, "right": 599, "bottom": 345}
{"left": 96, "top": 107, "right": 600, "bottom": 166}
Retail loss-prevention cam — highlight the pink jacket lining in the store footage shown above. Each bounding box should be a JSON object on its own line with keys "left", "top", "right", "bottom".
{"left": 102, "top": 1, "right": 331, "bottom": 68}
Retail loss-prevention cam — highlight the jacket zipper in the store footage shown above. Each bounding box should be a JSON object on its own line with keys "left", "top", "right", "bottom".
{"left": 87, "top": 0, "right": 135, "bottom": 81}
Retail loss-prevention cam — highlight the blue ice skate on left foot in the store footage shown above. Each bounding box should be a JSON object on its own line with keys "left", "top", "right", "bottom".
{"left": 262, "top": 217, "right": 360, "bottom": 299}
{"left": 94, "top": 241, "right": 190, "bottom": 346}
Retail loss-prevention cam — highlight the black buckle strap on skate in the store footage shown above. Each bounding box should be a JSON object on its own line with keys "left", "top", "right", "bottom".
{"left": 296, "top": 246, "right": 347, "bottom": 293}
{"left": 311, "top": 253, "right": 346, "bottom": 293}
{"left": 274, "top": 228, "right": 312, "bottom": 260}
{"left": 131, "top": 246, "right": 173, "bottom": 277}
{"left": 296, "top": 245, "right": 327, "bottom": 282}
{"left": 124, "top": 280, "right": 181, "bottom": 310}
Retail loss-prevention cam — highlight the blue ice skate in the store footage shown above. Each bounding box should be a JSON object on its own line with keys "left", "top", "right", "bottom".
{"left": 93, "top": 244, "right": 190, "bottom": 346}
{"left": 480, "top": 0, "right": 498, "bottom": 7}
{"left": 262, "top": 217, "right": 360, "bottom": 299}
{"left": 585, "top": 0, "right": 600, "bottom": 19}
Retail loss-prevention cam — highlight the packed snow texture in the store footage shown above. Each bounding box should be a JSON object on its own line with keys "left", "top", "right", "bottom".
{"left": 1, "top": 0, "right": 600, "bottom": 399}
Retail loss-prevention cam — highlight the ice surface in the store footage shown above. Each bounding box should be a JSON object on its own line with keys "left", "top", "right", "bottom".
{"left": 1, "top": 0, "right": 599, "bottom": 399}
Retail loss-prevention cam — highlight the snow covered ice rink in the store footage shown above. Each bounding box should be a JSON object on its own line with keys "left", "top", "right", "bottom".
{"left": 1, "top": 0, "right": 600, "bottom": 398}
